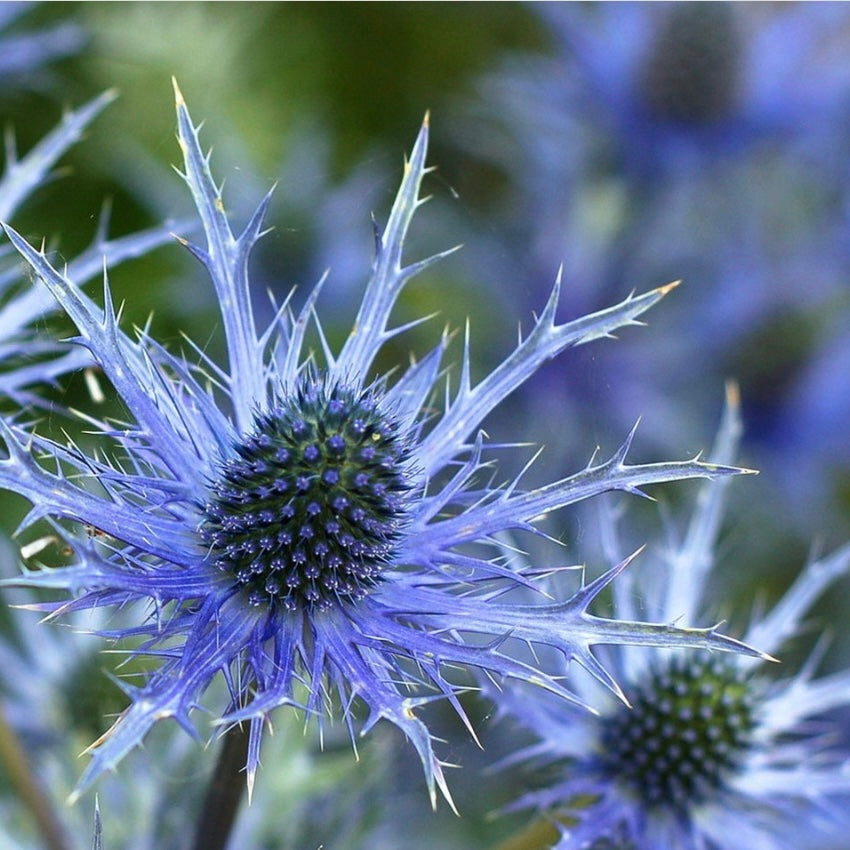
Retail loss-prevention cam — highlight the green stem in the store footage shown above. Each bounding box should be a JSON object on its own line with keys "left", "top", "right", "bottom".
{"left": 191, "top": 724, "right": 250, "bottom": 850}
{"left": 492, "top": 817, "right": 560, "bottom": 850}
{"left": 0, "top": 698, "right": 70, "bottom": 850}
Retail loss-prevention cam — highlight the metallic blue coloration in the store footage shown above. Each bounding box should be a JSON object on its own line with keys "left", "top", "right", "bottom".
{"left": 0, "top": 84, "right": 761, "bottom": 807}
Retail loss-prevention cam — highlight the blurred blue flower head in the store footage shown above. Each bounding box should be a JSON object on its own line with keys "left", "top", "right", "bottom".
{"left": 539, "top": 2, "right": 850, "bottom": 178}
{"left": 449, "top": 2, "right": 850, "bottom": 534}
{"left": 498, "top": 387, "right": 850, "bottom": 849}
{"left": 0, "top": 84, "right": 760, "bottom": 808}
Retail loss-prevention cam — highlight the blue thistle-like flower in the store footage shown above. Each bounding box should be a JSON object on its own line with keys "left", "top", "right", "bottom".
{"left": 0, "top": 82, "right": 759, "bottom": 806}
{"left": 0, "top": 90, "right": 177, "bottom": 402}
{"left": 495, "top": 385, "right": 850, "bottom": 848}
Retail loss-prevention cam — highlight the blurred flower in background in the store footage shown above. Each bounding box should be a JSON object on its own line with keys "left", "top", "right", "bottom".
{"left": 491, "top": 388, "right": 850, "bottom": 849}
{"left": 447, "top": 2, "right": 850, "bottom": 549}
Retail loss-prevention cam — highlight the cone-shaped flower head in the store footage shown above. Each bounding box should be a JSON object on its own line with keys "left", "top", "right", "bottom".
{"left": 0, "top": 83, "right": 758, "bottom": 806}
{"left": 497, "top": 386, "right": 850, "bottom": 848}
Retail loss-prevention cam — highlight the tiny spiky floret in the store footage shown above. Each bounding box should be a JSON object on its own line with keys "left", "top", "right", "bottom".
{"left": 498, "top": 387, "right": 850, "bottom": 848}
{"left": 0, "top": 83, "right": 757, "bottom": 806}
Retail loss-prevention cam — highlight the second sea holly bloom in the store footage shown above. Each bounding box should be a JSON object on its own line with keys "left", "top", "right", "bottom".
{"left": 493, "top": 388, "right": 850, "bottom": 849}
{"left": 0, "top": 82, "right": 759, "bottom": 805}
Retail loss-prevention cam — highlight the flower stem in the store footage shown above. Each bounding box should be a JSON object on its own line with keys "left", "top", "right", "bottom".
{"left": 0, "top": 698, "right": 70, "bottom": 850}
{"left": 191, "top": 724, "right": 250, "bottom": 850}
{"left": 492, "top": 817, "right": 560, "bottom": 850}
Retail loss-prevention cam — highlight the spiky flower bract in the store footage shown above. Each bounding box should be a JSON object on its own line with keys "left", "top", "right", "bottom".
{"left": 0, "top": 90, "right": 178, "bottom": 402}
{"left": 0, "top": 83, "right": 758, "bottom": 806}
{"left": 0, "top": 562, "right": 390, "bottom": 850}
{"left": 496, "top": 386, "right": 850, "bottom": 849}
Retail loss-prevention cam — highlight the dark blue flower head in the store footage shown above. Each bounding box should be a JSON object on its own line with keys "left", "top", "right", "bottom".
{"left": 202, "top": 373, "right": 414, "bottom": 611}
{"left": 598, "top": 652, "right": 758, "bottom": 811}
{"left": 0, "top": 82, "right": 760, "bottom": 807}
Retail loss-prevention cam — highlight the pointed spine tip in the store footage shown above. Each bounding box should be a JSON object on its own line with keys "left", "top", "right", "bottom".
{"left": 172, "top": 77, "right": 185, "bottom": 107}
{"left": 702, "top": 461, "right": 758, "bottom": 477}
{"left": 423, "top": 110, "right": 430, "bottom": 129}
{"left": 656, "top": 279, "right": 682, "bottom": 297}
{"left": 724, "top": 378, "right": 741, "bottom": 408}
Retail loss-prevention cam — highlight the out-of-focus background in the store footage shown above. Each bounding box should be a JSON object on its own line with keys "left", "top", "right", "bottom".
{"left": 2, "top": 3, "right": 850, "bottom": 848}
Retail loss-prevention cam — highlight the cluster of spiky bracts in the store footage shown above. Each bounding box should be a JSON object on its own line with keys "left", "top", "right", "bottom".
{"left": 0, "top": 71, "right": 849, "bottom": 850}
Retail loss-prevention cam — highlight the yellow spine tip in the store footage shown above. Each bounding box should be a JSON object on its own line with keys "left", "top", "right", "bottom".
{"left": 657, "top": 279, "right": 682, "bottom": 296}
{"left": 172, "top": 77, "right": 185, "bottom": 106}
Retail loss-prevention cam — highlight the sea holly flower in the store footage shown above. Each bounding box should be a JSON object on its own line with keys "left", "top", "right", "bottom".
{"left": 0, "top": 82, "right": 758, "bottom": 807}
{"left": 531, "top": 3, "right": 850, "bottom": 180}
{"left": 495, "top": 387, "right": 850, "bottom": 849}
{"left": 0, "top": 90, "right": 178, "bottom": 403}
